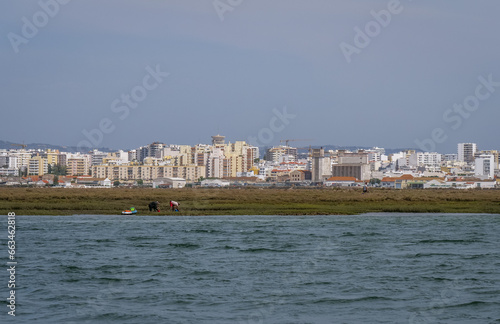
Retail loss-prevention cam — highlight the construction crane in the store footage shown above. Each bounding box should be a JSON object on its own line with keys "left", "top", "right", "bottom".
{"left": 295, "top": 146, "right": 313, "bottom": 157}
{"left": 11, "top": 143, "right": 27, "bottom": 149}
{"left": 279, "top": 139, "right": 313, "bottom": 147}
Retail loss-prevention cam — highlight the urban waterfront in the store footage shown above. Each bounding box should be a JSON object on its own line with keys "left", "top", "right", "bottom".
{"left": 2, "top": 214, "right": 499, "bottom": 323}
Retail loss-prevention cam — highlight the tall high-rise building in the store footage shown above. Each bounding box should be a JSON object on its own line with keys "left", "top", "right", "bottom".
{"left": 457, "top": 143, "right": 477, "bottom": 164}
{"left": 137, "top": 142, "right": 165, "bottom": 162}
{"left": 311, "top": 148, "right": 331, "bottom": 182}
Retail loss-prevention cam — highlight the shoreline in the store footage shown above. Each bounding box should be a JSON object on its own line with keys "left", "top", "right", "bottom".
{"left": 1, "top": 187, "right": 500, "bottom": 216}
{"left": 7, "top": 212, "right": 500, "bottom": 217}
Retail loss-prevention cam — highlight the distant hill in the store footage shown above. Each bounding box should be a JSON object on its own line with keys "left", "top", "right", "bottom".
{"left": 317, "top": 145, "right": 419, "bottom": 155}
{"left": 0, "top": 140, "right": 113, "bottom": 153}
{"left": 260, "top": 145, "right": 419, "bottom": 156}
{"left": 256, "top": 144, "right": 420, "bottom": 159}
{"left": 1, "top": 140, "right": 417, "bottom": 155}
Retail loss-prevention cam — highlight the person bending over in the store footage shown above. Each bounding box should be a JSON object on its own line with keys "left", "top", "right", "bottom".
{"left": 170, "top": 200, "right": 180, "bottom": 211}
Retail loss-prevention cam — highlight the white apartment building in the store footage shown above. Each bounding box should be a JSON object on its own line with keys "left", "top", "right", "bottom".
{"left": 458, "top": 143, "right": 477, "bottom": 164}
{"left": 367, "top": 151, "right": 381, "bottom": 162}
{"left": 9, "top": 150, "right": 32, "bottom": 169}
{"left": 0, "top": 154, "right": 18, "bottom": 176}
{"left": 409, "top": 152, "right": 442, "bottom": 168}
{"left": 0, "top": 154, "right": 17, "bottom": 169}
{"left": 443, "top": 154, "right": 458, "bottom": 161}
{"left": 475, "top": 154, "right": 495, "bottom": 179}
{"left": 90, "top": 150, "right": 108, "bottom": 165}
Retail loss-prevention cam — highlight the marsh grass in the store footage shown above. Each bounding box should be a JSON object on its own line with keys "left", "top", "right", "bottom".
{"left": 0, "top": 187, "right": 499, "bottom": 216}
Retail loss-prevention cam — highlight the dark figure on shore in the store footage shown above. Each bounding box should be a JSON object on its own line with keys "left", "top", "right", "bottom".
{"left": 170, "top": 200, "right": 180, "bottom": 212}
{"left": 362, "top": 183, "right": 368, "bottom": 194}
{"left": 149, "top": 201, "right": 160, "bottom": 212}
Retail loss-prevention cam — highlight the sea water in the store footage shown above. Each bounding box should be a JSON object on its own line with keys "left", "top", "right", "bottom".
{"left": 1, "top": 214, "right": 499, "bottom": 323}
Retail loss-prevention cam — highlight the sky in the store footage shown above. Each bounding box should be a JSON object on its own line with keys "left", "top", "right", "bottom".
{"left": 1, "top": 0, "right": 500, "bottom": 153}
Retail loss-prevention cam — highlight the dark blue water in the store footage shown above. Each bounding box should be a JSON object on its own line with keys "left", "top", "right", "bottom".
{"left": 1, "top": 214, "right": 499, "bottom": 323}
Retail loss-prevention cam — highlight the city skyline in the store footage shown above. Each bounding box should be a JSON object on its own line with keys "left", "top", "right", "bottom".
{"left": 2, "top": 138, "right": 497, "bottom": 186}
{"left": 1, "top": 137, "right": 495, "bottom": 156}
{"left": 2, "top": 1, "right": 500, "bottom": 153}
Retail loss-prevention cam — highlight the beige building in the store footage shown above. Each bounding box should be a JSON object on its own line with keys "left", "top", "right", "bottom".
{"left": 206, "top": 141, "right": 257, "bottom": 178}
{"left": 67, "top": 154, "right": 91, "bottom": 176}
{"left": 29, "top": 156, "right": 48, "bottom": 175}
{"left": 290, "top": 170, "right": 312, "bottom": 182}
{"left": 331, "top": 164, "right": 371, "bottom": 181}
{"left": 92, "top": 164, "right": 205, "bottom": 181}
{"left": 44, "top": 149, "right": 60, "bottom": 166}
{"left": 265, "top": 146, "right": 297, "bottom": 162}
{"left": 92, "top": 138, "right": 255, "bottom": 181}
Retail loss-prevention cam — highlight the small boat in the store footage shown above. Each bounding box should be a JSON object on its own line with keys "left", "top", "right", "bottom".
{"left": 121, "top": 207, "right": 137, "bottom": 215}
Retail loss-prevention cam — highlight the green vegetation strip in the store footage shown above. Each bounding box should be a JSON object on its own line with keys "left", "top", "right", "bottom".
{"left": 0, "top": 187, "right": 499, "bottom": 216}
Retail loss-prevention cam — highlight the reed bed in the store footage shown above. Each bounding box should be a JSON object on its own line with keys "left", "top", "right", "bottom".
{"left": 0, "top": 187, "right": 499, "bottom": 215}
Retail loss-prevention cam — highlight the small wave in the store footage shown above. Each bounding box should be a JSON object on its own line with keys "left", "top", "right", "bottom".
{"left": 280, "top": 243, "right": 298, "bottom": 249}
{"left": 442, "top": 300, "right": 497, "bottom": 308}
{"left": 187, "top": 229, "right": 219, "bottom": 233}
{"left": 61, "top": 278, "right": 82, "bottom": 283}
{"left": 420, "top": 276, "right": 455, "bottom": 281}
{"left": 216, "top": 245, "right": 240, "bottom": 250}
{"left": 414, "top": 253, "right": 457, "bottom": 257}
{"left": 126, "top": 236, "right": 157, "bottom": 241}
{"left": 95, "top": 264, "right": 123, "bottom": 271}
{"left": 93, "top": 312, "right": 143, "bottom": 321}
{"left": 135, "top": 243, "right": 155, "bottom": 247}
{"left": 95, "top": 239, "right": 115, "bottom": 243}
{"left": 300, "top": 281, "right": 335, "bottom": 286}
{"left": 418, "top": 239, "right": 479, "bottom": 244}
{"left": 313, "top": 296, "right": 395, "bottom": 304}
{"left": 61, "top": 265, "right": 84, "bottom": 272}
{"left": 463, "top": 254, "right": 491, "bottom": 260}
{"left": 172, "top": 299, "right": 195, "bottom": 305}
{"left": 94, "top": 277, "right": 125, "bottom": 282}
{"left": 240, "top": 247, "right": 286, "bottom": 253}
{"left": 190, "top": 270, "right": 217, "bottom": 276}
{"left": 168, "top": 243, "right": 201, "bottom": 249}
{"left": 362, "top": 232, "right": 384, "bottom": 236}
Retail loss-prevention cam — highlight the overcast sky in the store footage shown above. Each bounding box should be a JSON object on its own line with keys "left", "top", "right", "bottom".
{"left": 1, "top": 0, "right": 499, "bottom": 153}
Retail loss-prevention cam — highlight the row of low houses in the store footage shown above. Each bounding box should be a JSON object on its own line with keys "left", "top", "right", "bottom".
{"left": 322, "top": 174, "right": 498, "bottom": 189}
{"left": 0, "top": 175, "right": 113, "bottom": 188}
{"left": 2, "top": 173, "right": 498, "bottom": 189}
{"left": 379, "top": 175, "right": 497, "bottom": 189}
